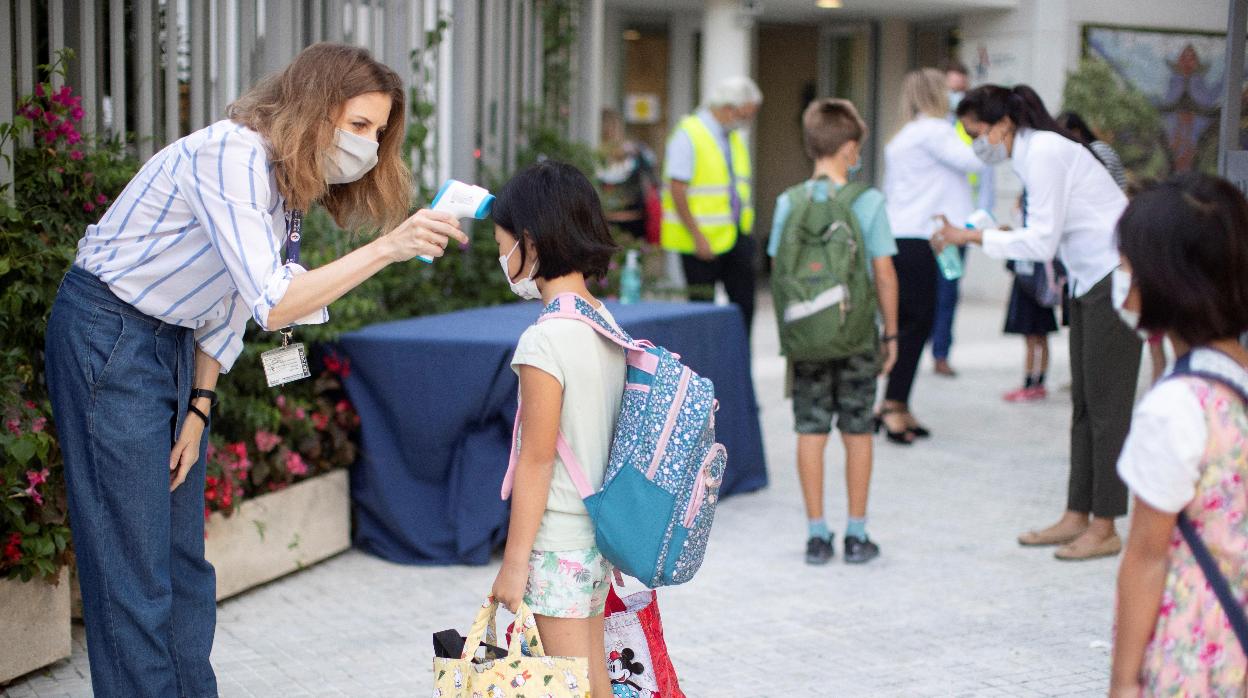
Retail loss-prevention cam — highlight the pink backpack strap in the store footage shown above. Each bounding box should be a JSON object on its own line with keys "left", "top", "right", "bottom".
{"left": 537, "top": 292, "right": 653, "bottom": 354}
{"left": 501, "top": 399, "right": 596, "bottom": 501}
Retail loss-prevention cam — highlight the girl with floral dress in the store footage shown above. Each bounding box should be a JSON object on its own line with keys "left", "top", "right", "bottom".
{"left": 1110, "top": 173, "right": 1248, "bottom": 696}
{"left": 490, "top": 161, "right": 624, "bottom": 698}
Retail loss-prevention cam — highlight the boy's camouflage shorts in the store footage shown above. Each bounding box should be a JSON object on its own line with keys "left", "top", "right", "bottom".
{"left": 791, "top": 352, "right": 879, "bottom": 435}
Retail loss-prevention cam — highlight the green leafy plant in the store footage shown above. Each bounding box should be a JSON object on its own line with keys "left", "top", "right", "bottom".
{"left": 1062, "top": 57, "right": 1168, "bottom": 182}
{"left": 0, "top": 50, "right": 135, "bottom": 582}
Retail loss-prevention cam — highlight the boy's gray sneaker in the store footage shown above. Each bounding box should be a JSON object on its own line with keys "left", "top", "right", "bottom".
{"left": 805, "top": 536, "right": 834, "bottom": 565}
{"left": 843, "top": 535, "right": 880, "bottom": 564}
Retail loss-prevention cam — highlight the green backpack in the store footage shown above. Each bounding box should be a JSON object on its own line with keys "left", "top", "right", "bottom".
{"left": 771, "top": 180, "right": 878, "bottom": 361}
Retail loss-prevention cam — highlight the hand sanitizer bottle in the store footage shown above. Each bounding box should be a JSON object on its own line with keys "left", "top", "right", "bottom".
{"left": 620, "top": 249, "right": 642, "bottom": 304}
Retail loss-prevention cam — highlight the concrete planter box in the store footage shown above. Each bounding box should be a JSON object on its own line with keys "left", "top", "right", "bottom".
{"left": 207, "top": 468, "right": 351, "bottom": 601}
{"left": 72, "top": 469, "right": 351, "bottom": 615}
{"left": 0, "top": 569, "right": 71, "bottom": 684}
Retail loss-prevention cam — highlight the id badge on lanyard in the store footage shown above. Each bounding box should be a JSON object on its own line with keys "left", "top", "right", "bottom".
{"left": 262, "top": 209, "right": 312, "bottom": 388}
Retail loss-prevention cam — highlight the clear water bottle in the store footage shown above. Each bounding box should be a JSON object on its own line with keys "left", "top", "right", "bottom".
{"left": 620, "top": 249, "right": 642, "bottom": 304}
{"left": 936, "top": 244, "right": 963, "bottom": 281}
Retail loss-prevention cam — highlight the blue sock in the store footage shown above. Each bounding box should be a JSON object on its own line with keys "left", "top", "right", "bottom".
{"left": 846, "top": 517, "right": 868, "bottom": 540}
{"left": 808, "top": 519, "right": 830, "bottom": 541}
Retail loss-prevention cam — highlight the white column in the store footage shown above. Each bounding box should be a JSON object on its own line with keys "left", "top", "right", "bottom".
{"left": 109, "top": 0, "right": 127, "bottom": 144}
{"left": 699, "top": 0, "right": 752, "bottom": 100}
{"left": 1, "top": 0, "right": 13, "bottom": 196}
{"left": 575, "top": 0, "right": 605, "bottom": 146}
{"left": 78, "top": 0, "right": 98, "bottom": 135}
{"left": 601, "top": 6, "right": 622, "bottom": 111}
{"left": 667, "top": 13, "right": 699, "bottom": 123}
{"left": 48, "top": 0, "right": 65, "bottom": 88}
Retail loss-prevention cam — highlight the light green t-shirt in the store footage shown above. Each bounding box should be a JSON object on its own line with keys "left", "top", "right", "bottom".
{"left": 511, "top": 304, "right": 626, "bottom": 551}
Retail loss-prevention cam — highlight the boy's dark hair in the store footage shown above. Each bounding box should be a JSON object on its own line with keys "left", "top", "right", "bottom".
{"left": 955, "top": 84, "right": 1068, "bottom": 136}
{"left": 802, "top": 98, "right": 866, "bottom": 160}
{"left": 493, "top": 160, "right": 618, "bottom": 281}
{"left": 1118, "top": 173, "right": 1248, "bottom": 346}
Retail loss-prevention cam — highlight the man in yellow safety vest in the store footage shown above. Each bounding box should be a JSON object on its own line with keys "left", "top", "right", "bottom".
{"left": 661, "top": 76, "right": 763, "bottom": 337}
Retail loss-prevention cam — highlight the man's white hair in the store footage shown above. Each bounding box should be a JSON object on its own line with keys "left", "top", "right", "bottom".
{"left": 704, "top": 76, "right": 763, "bottom": 109}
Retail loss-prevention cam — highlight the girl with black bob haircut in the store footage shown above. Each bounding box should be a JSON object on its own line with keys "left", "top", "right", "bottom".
{"left": 937, "top": 82, "right": 1139, "bottom": 561}
{"left": 493, "top": 159, "right": 618, "bottom": 286}
{"left": 490, "top": 160, "right": 624, "bottom": 697}
{"left": 1110, "top": 173, "right": 1248, "bottom": 695}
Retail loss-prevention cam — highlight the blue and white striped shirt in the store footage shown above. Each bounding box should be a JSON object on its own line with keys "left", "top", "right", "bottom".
{"left": 75, "top": 120, "right": 328, "bottom": 372}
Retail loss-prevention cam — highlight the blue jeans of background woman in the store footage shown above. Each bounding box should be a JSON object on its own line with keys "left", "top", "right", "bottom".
{"left": 931, "top": 246, "right": 967, "bottom": 362}
{"left": 45, "top": 266, "right": 217, "bottom": 698}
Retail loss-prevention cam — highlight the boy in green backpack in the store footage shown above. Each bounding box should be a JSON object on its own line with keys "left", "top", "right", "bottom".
{"left": 767, "top": 98, "right": 899, "bottom": 565}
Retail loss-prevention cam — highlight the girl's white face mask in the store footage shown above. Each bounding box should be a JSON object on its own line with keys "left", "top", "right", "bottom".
{"left": 1111, "top": 267, "right": 1149, "bottom": 340}
{"left": 325, "top": 128, "right": 379, "bottom": 184}
{"left": 499, "top": 241, "right": 541, "bottom": 300}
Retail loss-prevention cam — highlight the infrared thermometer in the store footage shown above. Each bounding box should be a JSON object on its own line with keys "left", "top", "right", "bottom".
{"left": 418, "top": 179, "right": 495, "bottom": 263}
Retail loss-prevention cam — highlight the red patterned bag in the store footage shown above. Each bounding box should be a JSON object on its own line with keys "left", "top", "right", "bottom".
{"left": 604, "top": 587, "right": 684, "bottom": 698}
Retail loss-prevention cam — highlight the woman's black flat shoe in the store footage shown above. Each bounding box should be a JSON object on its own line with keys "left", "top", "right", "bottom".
{"left": 873, "top": 414, "right": 915, "bottom": 445}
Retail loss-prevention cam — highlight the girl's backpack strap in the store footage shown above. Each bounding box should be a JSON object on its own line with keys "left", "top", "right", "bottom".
{"left": 1176, "top": 511, "right": 1248, "bottom": 657}
{"left": 1169, "top": 348, "right": 1248, "bottom": 405}
{"left": 537, "top": 292, "right": 651, "bottom": 354}
{"left": 500, "top": 399, "right": 596, "bottom": 501}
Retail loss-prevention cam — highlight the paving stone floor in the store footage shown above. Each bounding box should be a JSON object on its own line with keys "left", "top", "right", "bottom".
{"left": 5, "top": 293, "right": 1140, "bottom": 697}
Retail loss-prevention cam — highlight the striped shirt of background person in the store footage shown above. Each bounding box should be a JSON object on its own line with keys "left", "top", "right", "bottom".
{"left": 74, "top": 120, "right": 328, "bottom": 372}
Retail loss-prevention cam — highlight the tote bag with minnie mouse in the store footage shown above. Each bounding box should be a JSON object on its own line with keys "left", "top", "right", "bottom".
{"left": 604, "top": 587, "right": 684, "bottom": 698}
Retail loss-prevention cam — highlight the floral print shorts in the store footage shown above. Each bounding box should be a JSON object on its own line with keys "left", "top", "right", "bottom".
{"left": 524, "top": 546, "right": 613, "bottom": 619}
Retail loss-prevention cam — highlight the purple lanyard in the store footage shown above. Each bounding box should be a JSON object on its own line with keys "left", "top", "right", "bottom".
{"left": 285, "top": 209, "right": 303, "bottom": 265}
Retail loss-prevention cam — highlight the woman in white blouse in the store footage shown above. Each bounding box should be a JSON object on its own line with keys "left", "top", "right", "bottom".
{"left": 878, "top": 69, "right": 983, "bottom": 444}
{"left": 44, "top": 43, "right": 465, "bottom": 696}
{"left": 936, "top": 84, "right": 1140, "bottom": 561}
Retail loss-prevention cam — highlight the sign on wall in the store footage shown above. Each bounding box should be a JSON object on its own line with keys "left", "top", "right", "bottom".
{"left": 625, "top": 93, "right": 661, "bottom": 125}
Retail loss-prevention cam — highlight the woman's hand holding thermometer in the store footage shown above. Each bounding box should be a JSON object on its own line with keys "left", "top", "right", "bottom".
{"left": 418, "top": 180, "right": 495, "bottom": 263}
{"left": 380, "top": 208, "right": 467, "bottom": 263}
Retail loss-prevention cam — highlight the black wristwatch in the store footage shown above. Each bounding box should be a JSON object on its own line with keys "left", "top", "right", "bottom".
{"left": 882, "top": 334, "right": 898, "bottom": 342}
{"left": 190, "top": 388, "right": 219, "bottom": 408}
{"left": 187, "top": 388, "right": 218, "bottom": 426}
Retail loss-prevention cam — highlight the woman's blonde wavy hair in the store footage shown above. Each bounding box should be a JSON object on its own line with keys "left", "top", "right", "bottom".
{"left": 899, "top": 68, "right": 950, "bottom": 124}
{"left": 228, "top": 42, "right": 411, "bottom": 231}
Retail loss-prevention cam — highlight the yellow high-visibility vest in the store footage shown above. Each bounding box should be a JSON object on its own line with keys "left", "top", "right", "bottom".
{"left": 660, "top": 114, "right": 754, "bottom": 255}
{"left": 957, "top": 119, "right": 981, "bottom": 189}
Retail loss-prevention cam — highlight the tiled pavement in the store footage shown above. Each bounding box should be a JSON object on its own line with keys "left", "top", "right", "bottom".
{"left": 5, "top": 293, "right": 1135, "bottom": 697}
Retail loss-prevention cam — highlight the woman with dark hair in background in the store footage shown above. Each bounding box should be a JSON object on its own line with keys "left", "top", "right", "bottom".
{"left": 1057, "top": 111, "right": 1129, "bottom": 192}
{"left": 936, "top": 84, "right": 1141, "bottom": 561}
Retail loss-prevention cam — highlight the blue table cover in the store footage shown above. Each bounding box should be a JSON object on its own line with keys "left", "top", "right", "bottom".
{"left": 338, "top": 299, "right": 768, "bottom": 565}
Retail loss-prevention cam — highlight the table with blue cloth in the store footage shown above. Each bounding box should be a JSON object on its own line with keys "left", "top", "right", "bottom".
{"left": 338, "top": 300, "right": 768, "bottom": 566}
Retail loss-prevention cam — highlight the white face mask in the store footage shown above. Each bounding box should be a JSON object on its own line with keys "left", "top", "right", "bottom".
{"left": 972, "top": 133, "right": 1009, "bottom": 165}
{"left": 949, "top": 90, "right": 966, "bottom": 111}
{"left": 325, "top": 128, "right": 379, "bottom": 185}
{"left": 1111, "top": 267, "right": 1149, "bottom": 340}
{"left": 499, "top": 241, "right": 541, "bottom": 300}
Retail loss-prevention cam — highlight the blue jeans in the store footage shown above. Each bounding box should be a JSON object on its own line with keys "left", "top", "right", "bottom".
{"left": 931, "top": 246, "right": 966, "bottom": 361}
{"left": 45, "top": 267, "right": 217, "bottom": 697}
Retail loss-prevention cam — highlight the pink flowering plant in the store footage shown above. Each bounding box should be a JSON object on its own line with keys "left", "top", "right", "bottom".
{"left": 0, "top": 382, "right": 71, "bottom": 582}
{"left": 0, "top": 51, "right": 135, "bottom": 583}
{"left": 203, "top": 366, "right": 359, "bottom": 521}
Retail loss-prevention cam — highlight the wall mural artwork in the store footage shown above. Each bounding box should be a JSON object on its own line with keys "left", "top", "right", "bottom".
{"left": 1079, "top": 24, "right": 1244, "bottom": 177}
